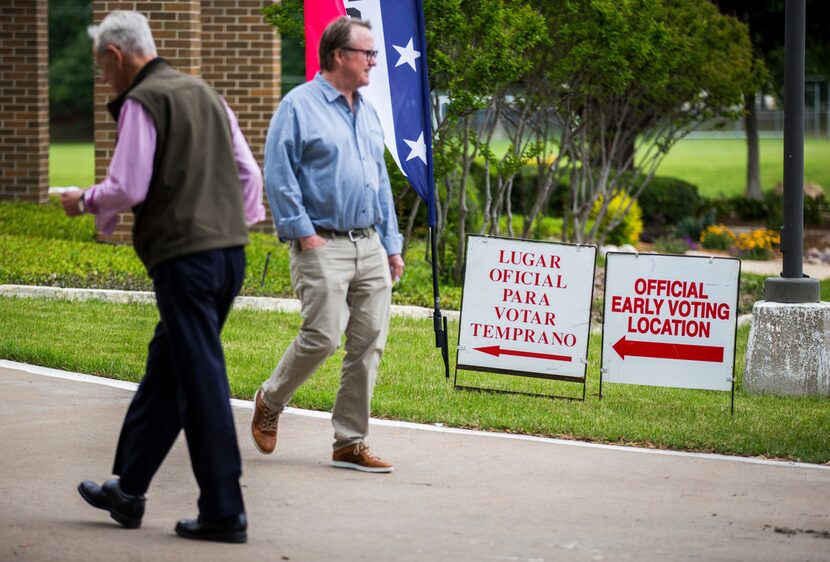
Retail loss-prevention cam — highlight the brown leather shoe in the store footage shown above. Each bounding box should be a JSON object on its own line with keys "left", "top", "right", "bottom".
{"left": 251, "top": 388, "right": 279, "bottom": 454}
{"left": 331, "top": 442, "right": 393, "bottom": 473}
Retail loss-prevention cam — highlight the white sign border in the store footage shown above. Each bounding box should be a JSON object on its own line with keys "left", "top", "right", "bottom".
{"left": 599, "top": 251, "right": 741, "bottom": 401}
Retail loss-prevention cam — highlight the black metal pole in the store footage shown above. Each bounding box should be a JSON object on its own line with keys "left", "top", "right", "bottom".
{"left": 430, "top": 226, "right": 450, "bottom": 378}
{"left": 764, "top": 0, "right": 819, "bottom": 303}
{"left": 782, "top": 0, "right": 805, "bottom": 278}
{"left": 260, "top": 251, "right": 272, "bottom": 288}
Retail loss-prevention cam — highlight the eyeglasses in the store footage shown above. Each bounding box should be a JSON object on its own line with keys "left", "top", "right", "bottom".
{"left": 341, "top": 47, "right": 379, "bottom": 61}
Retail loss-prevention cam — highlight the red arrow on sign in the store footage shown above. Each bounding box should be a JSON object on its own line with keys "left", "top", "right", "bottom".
{"left": 612, "top": 336, "right": 724, "bottom": 363}
{"left": 475, "top": 345, "right": 572, "bottom": 362}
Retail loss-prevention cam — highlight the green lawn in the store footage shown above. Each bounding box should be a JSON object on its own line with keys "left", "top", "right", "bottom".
{"left": 49, "top": 143, "right": 95, "bottom": 188}
{"left": 3, "top": 296, "right": 829, "bottom": 464}
{"left": 655, "top": 137, "right": 830, "bottom": 198}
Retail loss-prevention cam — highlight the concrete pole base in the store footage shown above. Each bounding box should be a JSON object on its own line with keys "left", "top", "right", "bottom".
{"left": 764, "top": 277, "right": 820, "bottom": 303}
{"left": 744, "top": 301, "right": 830, "bottom": 396}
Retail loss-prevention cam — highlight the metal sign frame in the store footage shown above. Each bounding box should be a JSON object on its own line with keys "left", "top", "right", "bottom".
{"left": 598, "top": 252, "right": 740, "bottom": 414}
{"left": 454, "top": 235, "right": 597, "bottom": 401}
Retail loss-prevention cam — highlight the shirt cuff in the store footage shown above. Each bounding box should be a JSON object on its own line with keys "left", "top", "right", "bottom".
{"left": 275, "top": 214, "right": 316, "bottom": 241}
{"left": 81, "top": 189, "right": 95, "bottom": 214}
{"left": 246, "top": 203, "right": 266, "bottom": 227}
{"left": 379, "top": 232, "right": 403, "bottom": 256}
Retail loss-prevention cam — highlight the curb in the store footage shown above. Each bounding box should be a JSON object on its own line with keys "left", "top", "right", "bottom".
{"left": 0, "top": 284, "right": 462, "bottom": 321}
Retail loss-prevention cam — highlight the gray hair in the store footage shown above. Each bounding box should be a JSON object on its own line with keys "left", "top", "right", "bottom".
{"left": 319, "top": 17, "right": 371, "bottom": 72}
{"left": 88, "top": 11, "right": 157, "bottom": 57}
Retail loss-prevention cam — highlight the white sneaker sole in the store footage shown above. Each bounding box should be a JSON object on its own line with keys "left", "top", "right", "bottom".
{"left": 331, "top": 460, "right": 394, "bottom": 473}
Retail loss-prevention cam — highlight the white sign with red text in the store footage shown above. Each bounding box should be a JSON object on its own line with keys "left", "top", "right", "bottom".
{"left": 456, "top": 235, "right": 597, "bottom": 380}
{"left": 601, "top": 252, "right": 740, "bottom": 391}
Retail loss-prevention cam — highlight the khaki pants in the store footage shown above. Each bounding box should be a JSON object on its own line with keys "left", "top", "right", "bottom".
{"left": 261, "top": 232, "right": 392, "bottom": 450}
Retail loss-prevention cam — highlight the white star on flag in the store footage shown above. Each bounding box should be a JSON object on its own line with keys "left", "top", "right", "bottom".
{"left": 403, "top": 131, "right": 427, "bottom": 163}
{"left": 393, "top": 37, "right": 421, "bottom": 71}
{"left": 341, "top": 0, "right": 436, "bottom": 224}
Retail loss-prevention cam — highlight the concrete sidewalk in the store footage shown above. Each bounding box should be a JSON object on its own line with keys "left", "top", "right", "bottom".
{"left": 1, "top": 362, "right": 828, "bottom": 562}
{"left": 686, "top": 252, "right": 830, "bottom": 280}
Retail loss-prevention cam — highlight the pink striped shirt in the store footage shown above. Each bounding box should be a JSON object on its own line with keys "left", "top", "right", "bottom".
{"left": 83, "top": 98, "right": 265, "bottom": 234}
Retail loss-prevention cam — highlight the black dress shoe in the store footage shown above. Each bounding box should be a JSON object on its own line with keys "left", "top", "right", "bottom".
{"left": 77, "top": 479, "right": 145, "bottom": 529}
{"left": 175, "top": 512, "right": 247, "bottom": 543}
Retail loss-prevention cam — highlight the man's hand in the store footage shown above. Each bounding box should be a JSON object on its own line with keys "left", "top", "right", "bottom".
{"left": 61, "top": 190, "right": 85, "bottom": 217}
{"left": 298, "top": 234, "right": 327, "bottom": 251}
{"left": 389, "top": 254, "right": 404, "bottom": 283}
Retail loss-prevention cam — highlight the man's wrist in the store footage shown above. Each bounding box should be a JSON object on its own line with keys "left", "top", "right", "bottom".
{"left": 77, "top": 192, "right": 86, "bottom": 214}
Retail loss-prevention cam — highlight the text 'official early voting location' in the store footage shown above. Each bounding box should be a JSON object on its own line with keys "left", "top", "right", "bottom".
{"left": 601, "top": 252, "right": 740, "bottom": 392}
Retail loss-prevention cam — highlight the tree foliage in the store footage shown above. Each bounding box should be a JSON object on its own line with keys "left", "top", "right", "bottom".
{"left": 544, "top": 0, "right": 758, "bottom": 245}
{"left": 49, "top": 0, "right": 93, "bottom": 124}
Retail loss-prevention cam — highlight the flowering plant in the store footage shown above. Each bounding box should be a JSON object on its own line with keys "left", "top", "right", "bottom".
{"left": 735, "top": 228, "right": 780, "bottom": 260}
{"left": 699, "top": 224, "right": 736, "bottom": 251}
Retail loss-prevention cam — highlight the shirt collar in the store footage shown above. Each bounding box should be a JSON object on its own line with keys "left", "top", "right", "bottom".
{"left": 314, "top": 72, "right": 362, "bottom": 107}
{"left": 107, "top": 57, "right": 168, "bottom": 122}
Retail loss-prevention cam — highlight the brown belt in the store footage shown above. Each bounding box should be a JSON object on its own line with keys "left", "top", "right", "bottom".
{"left": 315, "top": 227, "right": 374, "bottom": 242}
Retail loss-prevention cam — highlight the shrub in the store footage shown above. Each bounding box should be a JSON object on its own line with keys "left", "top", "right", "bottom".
{"left": 674, "top": 209, "right": 716, "bottom": 240}
{"left": 698, "top": 191, "right": 830, "bottom": 229}
{"left": 653, "top": 236, "right": 692, "bottom": 254}
{"left": 590, "top": 192, "right": 644, "bottom": 245}
{"left": 699, "top": 224, "right": 736, "bottom": 250}
{"left": 733, "top": 195, "right": 770, "bottom": 221}
{"left": 0, "top": 233, "right": 151, "bottom": 290}
{"left": 637, "top": 176, "right": 700, "bottom": 229}
{"left": 760, "top": 192, "right": 783, "bottom": 230}
{"left": 497, "top": 214, "right": 563, "bottom": 240}
{"left": 805, "top": 195, "right": 830, "bottom": 226}
{"left": 531, "top": 216, "right": 563, "bottom": 239}
{"left": 0, "top": 197, "right": 96, "bottom": 241}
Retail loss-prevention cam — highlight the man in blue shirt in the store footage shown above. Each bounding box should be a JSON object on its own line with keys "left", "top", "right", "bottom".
{"left": 252, "top": 17, "right": 403, "bottom": 473}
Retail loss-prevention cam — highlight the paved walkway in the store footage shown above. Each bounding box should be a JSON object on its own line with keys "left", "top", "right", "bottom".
{"left": 1, "top": 361, "right": 829, "bottom": 561}
{"left": 686, "top": 252, "right": 830, "bottom": 280}
{"left": 739, "top": 258, "right": 830, "bottom": 279}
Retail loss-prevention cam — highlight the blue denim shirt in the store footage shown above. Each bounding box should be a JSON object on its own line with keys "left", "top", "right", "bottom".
{"left": 264, "top": 73, "right": 403, "bottom": 256}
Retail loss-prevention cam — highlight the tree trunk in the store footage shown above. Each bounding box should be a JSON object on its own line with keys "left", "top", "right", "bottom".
{"left": 453, "top": 118, "right": 472, "bottom": 283}
{"left": 744, "top": 93, "right": 763, "bottom": 200}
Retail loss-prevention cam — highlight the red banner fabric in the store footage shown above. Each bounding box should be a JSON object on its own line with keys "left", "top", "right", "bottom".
{"left": 304, "top": 0, "right": 346, "bottom": 81}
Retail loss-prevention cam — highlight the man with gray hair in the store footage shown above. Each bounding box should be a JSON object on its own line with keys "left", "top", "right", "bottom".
{"left": 251, "top": 16, "right": 403, "bottom": 473}
{"left": 62, "top": 10, "right": 264, "bottom": 543}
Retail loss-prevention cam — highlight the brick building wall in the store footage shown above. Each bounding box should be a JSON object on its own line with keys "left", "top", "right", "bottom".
{"left": 92, "top": 0, "right": 279, "bottom": 243}
{"left": 0, "top": 1, "right": 49, "bottom": 203}
{"left": 200, "top": 0, "right": 279, "bottom": 233}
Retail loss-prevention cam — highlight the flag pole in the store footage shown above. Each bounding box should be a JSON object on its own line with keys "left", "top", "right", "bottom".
{"left": 430, "top": 226, "right": 450, "bottom": 378}
{"left": 416, "top": 0, "right": 449, "bottom": 378}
